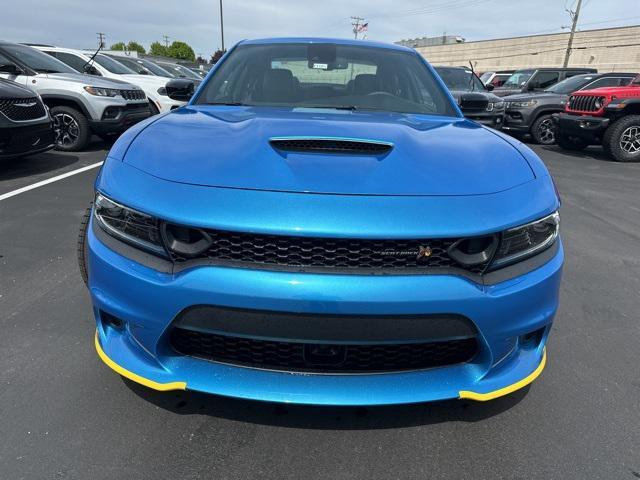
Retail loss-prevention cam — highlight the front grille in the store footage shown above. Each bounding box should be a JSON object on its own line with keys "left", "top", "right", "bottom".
{"left": 170, "top": 328, "right": 478, "bottom": 373}
{"left": 0, "top": 123, "right": 53, "bottom": 155}
{"left": 0, "top": 97, "right": 47, "bottom": 121}
{"left": 270, "top": 138, "right": 393, "bottom": 155}
{"left": 568, "top": 95, "right": 602, "bottom": 112}
{"left": 170, "top": 229, "right": 489, "bottom": 274}
{"left": 120, "top": 89, "right": 146, "bottom": 101}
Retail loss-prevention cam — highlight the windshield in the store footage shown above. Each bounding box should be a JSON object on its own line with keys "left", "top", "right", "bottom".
{"left": 160, "top": 63, "right": 201, "bottom": 80}
{"left": 545, "top": 75, "right": 593, "bottom": 94}
{"left": 138, "top": 59, "right": 174, "bottom": 77}
{"left": 195, "top": 43, "right": 457, "bottom": 116}
{"left": 435, "top": 67, "right": 485, "bottom": 91}
{"left": 108, "top": 56, "right": 147, "bottom": 74}
{"left": 93, "top": 54, "right": 136, "bottom": 74}
{"left": 502, "top": 70, "right": 534, "bottom": 89}
{"left": 479, "top": 72, "right": 493, "bottom": 82}
{"left": 4, "top": 44, "right": 77, "bottom": 74}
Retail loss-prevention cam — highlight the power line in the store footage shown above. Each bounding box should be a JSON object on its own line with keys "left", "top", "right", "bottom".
{"left": 351, "top": 16, "right": 366, "bottom": 39}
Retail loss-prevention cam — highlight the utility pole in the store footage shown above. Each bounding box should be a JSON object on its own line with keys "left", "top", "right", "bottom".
{"left": 351, "top": 16, "right": 365, "bottom": 39}
{"left": 219, "top": 0, "right": 225, "bottom": 51}
{"left": 163, "top": 35, "right": 170, "bottom": 48}
{"left": 97, "top": 33, "right": 105, "bottom": 49}
{"left": 563, "top": 0, "right": 583, "bottom": 67}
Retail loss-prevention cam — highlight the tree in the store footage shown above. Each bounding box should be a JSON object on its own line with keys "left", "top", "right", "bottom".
{"left": 149, "top": 41, "right": 169, "bottom": 57}
{"left": 196, "top": 55, "right": 208, "bottom": 65}
{"left": 126, "top": 41, "right": 146, "bottom": 55}
{"left": 168, "top": 41, "right": 196, "bottom": 62}
{"left": 110, "top": 42, "right": 126, "bottom": 51}
{"left": 210, "top": 49, "right": 226, "bottom": 64}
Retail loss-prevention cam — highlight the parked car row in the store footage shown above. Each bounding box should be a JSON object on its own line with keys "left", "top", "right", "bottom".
{"left": 437, "top": 64, "right": 640, "bottom": 161}
{"left": 0, "top": 40, "right": 208, "bottom": 157}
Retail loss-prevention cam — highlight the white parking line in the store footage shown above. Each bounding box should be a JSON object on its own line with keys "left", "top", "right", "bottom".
{"left": 0, "top": 161, "right": 104, "bottom": 202}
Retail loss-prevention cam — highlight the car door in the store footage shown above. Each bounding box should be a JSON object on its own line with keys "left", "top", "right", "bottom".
{"left": 0, "top": 51, "right": 29, "bottom": 86}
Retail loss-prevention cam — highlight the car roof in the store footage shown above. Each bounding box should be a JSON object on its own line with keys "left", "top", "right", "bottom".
{"left": 239, "top": 37, "right": 415, "bottom": 53}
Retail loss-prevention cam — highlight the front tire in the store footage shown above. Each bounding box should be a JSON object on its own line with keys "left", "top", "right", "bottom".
{"left": 51, "top": 106, "right": 90, "bottom": 152}
{"left": 531, "top": 114, "right": 556, "bottom": 145}
{"left": 77, "top": 204, "right": 92, "bottom": 287}
{"left": 556, "top": 132, "right": 588, "bottom": 151}
{"left": 602, "top": 115, "right": 640, "bottom": 163}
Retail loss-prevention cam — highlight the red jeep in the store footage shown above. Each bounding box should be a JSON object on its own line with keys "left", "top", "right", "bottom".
{"left": 554, "top": 74, "right": 640, "bottom": 162}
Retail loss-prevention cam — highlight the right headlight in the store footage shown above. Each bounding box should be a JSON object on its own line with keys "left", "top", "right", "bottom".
{"left": 490, "top": 211, "right": 560, "bottom": 269}
{"left": 508, "top": 100, "right": 538, "bottom": 108}
{"left": 94, "top": 193, "right": 166, "bottom": 256}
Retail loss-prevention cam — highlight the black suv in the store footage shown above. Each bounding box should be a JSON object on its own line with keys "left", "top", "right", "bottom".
{"left": 0, "top": 78, "right": 54, "bottom": 159}
{"left": 434, "top": 66, "right": 505, "bottom": 129}
{"left": 493, "top": 67, "right": 597, "bottom": 97}
{"left": 503, "top": 72, "right": 637, "bottom": 144}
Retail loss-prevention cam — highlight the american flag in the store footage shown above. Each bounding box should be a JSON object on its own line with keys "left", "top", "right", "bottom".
{"left": 357, "top": 22, "right": 369, "bottom": 33}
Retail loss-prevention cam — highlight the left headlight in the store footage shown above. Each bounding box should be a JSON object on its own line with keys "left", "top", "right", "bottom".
{"left": 490, "top": 211, "right": 560, "bottom": 269}
{"left": 84, "top": 86, "right": 119, "bottom": 97}
{"left": 94, "top": 193, "right": 166, "bottom": 256}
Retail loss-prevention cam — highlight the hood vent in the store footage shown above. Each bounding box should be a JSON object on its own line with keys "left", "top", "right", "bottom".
{"left": 270, "top": 137, "right": 393, "bottom": 155}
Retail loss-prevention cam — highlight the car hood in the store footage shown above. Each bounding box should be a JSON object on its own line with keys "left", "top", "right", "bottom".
{"left": 120, "top": 74, "right": 171, "bottom": 89}
{"left": 122, "top": 106, "right": 535, "bottom": 196}
{"left": 491, "top": 88, "right": 522, "bottom": 97}
{"left": 36, "top": 72, "right": 139, "bottom": 89}
{"left": 0, "top": 77, "right": 35, "bottom": 98}
{"left": 448, "top": 90, "right": 503, "bottom": 103}
{"left": 574, "top": 85, "right": 640, "bottom": 97}
{"left": 506, "top": 92, "right": 566, "bottom": 102}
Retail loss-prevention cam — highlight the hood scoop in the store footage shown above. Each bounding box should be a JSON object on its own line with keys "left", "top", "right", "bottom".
{"left": 269, "top": 137, "right": 393, "bottom": 155}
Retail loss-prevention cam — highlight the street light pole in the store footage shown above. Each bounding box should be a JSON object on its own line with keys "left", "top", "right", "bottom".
{"left": 219, "top": 0, "right": 225, "bottom": 51}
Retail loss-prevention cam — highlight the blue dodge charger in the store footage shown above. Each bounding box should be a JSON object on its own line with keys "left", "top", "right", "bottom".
{"left": 81, "top": 38, "right": 563, "bottom": 405}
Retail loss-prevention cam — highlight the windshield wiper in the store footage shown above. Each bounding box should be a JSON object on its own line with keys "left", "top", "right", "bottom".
{"left": 297, "top": 105, "right": 359, "bottom": 111}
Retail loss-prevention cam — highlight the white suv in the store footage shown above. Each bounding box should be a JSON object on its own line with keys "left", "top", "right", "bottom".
{"left": 34, "top": 46, "right": 184, "bottom": 114}
{"left": 0, "top": 41, "right": 150, "bottom": 151}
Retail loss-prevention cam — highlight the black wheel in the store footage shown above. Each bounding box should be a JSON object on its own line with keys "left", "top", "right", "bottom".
{"left": 51, "top": 106, "right": 90, "bottom": 152}
{"left": 149, "top": 101, "right": 160, "bottom": 116}
{"left": 531, "top": 114, "right": 556, "bottom": 145}
{"left": 556, "top": 132, "right": 588, "bottom": 151}
{"left": 602, "top": 115, "right": 640, "bottom": 163}
{"left": 77, "top": 204, "right": 92, "bottom": 287}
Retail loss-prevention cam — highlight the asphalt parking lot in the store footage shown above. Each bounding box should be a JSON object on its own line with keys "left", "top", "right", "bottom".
{"left": 1, "top": 139, "right": 639, "bottom": 480}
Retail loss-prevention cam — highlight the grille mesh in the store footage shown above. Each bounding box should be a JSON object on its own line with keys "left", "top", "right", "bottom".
{"left": 120, "top": 89, "right": 146, "bottom": 101}
{"left": 0, "top": 97, "right": 47, "bottom": 121}
{"left": 171, "top": 229, "right": 488, "bottom": 274}
{"left": 170, "top": 328, "right": 478, "bottom": 373}
{"left": 568, "top": 95, "right": 603, "bottom": 112}
{"left": 270, "top": 138, "right": 392, "bottom": 154}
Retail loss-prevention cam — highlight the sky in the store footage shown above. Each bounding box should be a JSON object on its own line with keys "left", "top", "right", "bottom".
{"left": 2, "top": 0, "right": 639, "bottom": 59}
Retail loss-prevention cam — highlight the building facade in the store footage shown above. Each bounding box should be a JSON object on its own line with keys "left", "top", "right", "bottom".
{"left": 411, "top": 25, "right": 640, "bottom": 73}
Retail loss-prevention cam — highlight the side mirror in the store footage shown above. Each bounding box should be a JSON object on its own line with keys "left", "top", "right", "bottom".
{"left": 0, "top": 63, "right": 23, "bottom": 75}
{"left": 485, "top": 83, "right": 495, "bottom": 91}
{"left": 166, "top": 79, "right": 195, "bottom": 102}
{"left": 84, "top": 65, "right": 100, "bottom": 76}
{"left": 458, "top": 92, "right": 489, "bottom": 113}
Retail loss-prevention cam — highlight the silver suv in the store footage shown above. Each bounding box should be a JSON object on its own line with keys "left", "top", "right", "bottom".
{"left": 0, "top": 42, "right": 151, "bottom": 151}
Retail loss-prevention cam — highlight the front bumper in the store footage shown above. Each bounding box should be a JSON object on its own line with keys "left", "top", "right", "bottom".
{"left": 468, "top": 113, "right": 504, "bottom": 129}
{"left": 89, "top": 103, "right": 151, "bottom": 136}
{"left": 502, "top": 109, "right": 534, "bottom": 133}
{"left": 89, "top": 216, "right": 563, "bottom": 405}
{"left": 553, "top": 113, "right": 610, "bottom": 141}
{"left": 0, "top": 120, "right": 55, "bottom": 159}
